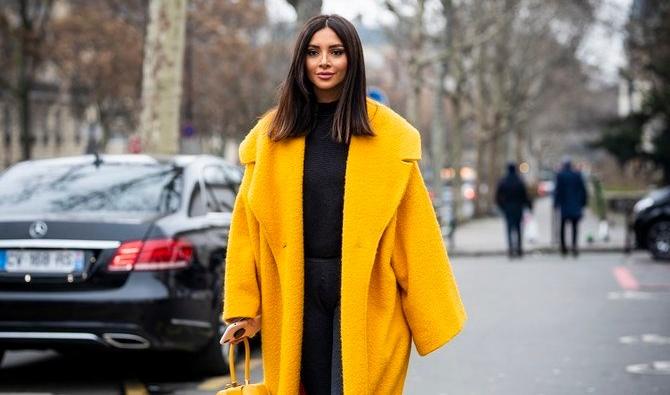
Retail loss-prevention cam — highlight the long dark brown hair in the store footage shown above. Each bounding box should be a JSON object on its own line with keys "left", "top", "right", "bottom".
{"left": 268, "top": 14, "right": 375, "bottom": 144}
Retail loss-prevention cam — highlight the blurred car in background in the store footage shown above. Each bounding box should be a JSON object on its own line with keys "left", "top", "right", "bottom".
{"left": 0, "top": 154, "right": 242, "bottom": 373}
{"left": 632, "top": 186, "right": 670, "bottom": 260}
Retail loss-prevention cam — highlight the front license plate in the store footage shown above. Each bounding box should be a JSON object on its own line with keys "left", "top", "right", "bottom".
{"left": 0, "top": 249, "right": 85, "bottom": 274}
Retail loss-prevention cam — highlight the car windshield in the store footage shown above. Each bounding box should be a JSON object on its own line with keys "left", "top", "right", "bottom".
{"left": 0, "top": 160, "right": 182, "bottom": 216}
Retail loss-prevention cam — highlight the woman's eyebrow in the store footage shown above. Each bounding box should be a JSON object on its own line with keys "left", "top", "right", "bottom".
{"left": 307, "top": 44, "right": 345, "bottom": 48}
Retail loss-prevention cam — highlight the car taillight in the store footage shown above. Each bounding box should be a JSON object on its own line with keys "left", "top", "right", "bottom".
{"left": 108, "top": 239, "right": 194, "bottom": 272}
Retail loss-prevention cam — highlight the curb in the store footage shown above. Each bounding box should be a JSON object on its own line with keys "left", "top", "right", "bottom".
{"left": 448, "top": 246, "right": 629, "bottom": 258}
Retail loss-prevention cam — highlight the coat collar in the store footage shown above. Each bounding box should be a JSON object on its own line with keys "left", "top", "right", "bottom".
{"left": 239, "top": 99, "right": 421, "bottom": 391}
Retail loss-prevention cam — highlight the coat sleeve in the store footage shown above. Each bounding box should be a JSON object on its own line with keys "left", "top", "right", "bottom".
{"left": 222, "top": 163, "right": 261, "bottom": 324}
{"left": 391, "top": 160, "right": 467, "bottom": 356}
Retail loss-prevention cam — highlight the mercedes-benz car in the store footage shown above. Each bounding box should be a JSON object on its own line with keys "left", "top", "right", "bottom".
{"left": 633, "top": 186, "right": 670, "bottom": 260}
{"left": 0, "top": 154, "right": 242, "bottom": 373}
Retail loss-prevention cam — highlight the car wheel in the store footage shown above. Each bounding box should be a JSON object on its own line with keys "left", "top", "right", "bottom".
{"left": 647, "top": 220, "right": 670, "bottom": 260}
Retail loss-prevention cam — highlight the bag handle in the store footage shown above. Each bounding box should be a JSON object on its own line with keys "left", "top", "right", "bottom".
{"left": 228, "top": 337, "right": 251, "bottom": 387}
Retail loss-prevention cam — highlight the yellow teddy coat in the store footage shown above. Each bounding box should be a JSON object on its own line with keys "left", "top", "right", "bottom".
{"left": 223, "top": 99, "right": 467, "bottom": 394}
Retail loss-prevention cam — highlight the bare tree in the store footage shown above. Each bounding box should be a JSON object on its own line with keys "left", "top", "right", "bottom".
{"left": 185, "top": 0, "right": 287, "bottom": 150}
{"left": 381, "top": 0, "right": 598, "bottom": 216}
{"left": 48, "top": 0, "right": 146, "bottom": 152}
{"left": 0, "top": 0, "right": 54, "bottom": 160}
{"left": 384, "top": 0, "right": 429, "bottom": 126}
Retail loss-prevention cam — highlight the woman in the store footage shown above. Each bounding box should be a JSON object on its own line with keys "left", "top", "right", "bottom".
{"left": 222, "top": 14, "right": 466, "bottom": 395}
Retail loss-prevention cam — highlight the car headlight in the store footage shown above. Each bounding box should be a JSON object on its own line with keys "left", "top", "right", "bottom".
{"left": 633, "top": 197, "right": 654, "bottom": 214}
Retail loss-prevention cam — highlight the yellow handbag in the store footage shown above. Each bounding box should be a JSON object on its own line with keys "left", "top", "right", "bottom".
{"left": 216, "top": 337, "right": 269, "bottom": 395}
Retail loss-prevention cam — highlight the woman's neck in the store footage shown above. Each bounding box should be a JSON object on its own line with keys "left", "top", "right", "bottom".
{"left": 314, "top": 88, "right": 342, "bottom": 103}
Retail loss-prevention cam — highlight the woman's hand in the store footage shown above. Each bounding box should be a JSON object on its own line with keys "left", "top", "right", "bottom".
{"left": 220, "top": 315, "right": 261, "bottom": 345}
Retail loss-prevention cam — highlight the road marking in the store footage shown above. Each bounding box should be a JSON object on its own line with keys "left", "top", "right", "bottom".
{"left": 619, "top": 334, "right": 670, "bottom": 345}
{"left": 123, "top": 380, "right": 149, "bottom": 395}
{"left": 613, "top": 266, "right": 639, "bottom": 291}
{"left": 626, "top": 361, "right": 670, "bottom": 375}
{"left": 607, "top": 291, "right": 654, "bottom": 300}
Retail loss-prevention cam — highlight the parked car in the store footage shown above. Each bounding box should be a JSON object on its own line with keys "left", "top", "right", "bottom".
{"left": 0, "top": 154, "right": 242, "bottom": 373}
{"left": 632, "top": 186, "right": 670, "bottom": 260}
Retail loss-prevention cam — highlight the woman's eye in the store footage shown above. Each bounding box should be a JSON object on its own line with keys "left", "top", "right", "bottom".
{"left": 307, "top": 49, "right": 319, "bottom": 57}
{"left": 332, "top": 49, "right": 344, "bottom": 56}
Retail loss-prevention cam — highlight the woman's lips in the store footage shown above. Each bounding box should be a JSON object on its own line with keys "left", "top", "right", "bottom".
{"left": 317, "top": 73, "right": 334, "bottom": 80}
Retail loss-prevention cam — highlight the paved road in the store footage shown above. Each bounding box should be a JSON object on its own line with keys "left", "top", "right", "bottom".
{"left": 0, "top": 346, "right": 263, "bottom": 395}
{"left": 406, "top": 252, "right": 670, "bottom": 394}
{"left": 2, "top": 252, "right": 668, "bottom": 394}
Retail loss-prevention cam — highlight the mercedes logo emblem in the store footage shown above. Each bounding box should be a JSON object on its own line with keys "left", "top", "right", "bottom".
{"left": 29, "top": 221, "right": 48, "bottom": 238}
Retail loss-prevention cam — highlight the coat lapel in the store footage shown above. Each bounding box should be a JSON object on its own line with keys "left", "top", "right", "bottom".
{"left": 246, "top": 131, "right": 306, "bottom": 392}
{"left": 339, "top": 108, "right": 419, "bottom": 392}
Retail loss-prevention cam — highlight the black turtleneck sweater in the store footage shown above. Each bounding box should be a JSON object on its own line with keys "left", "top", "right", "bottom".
{"left": 303, "top": 101, "right": 350, "bottom": 259}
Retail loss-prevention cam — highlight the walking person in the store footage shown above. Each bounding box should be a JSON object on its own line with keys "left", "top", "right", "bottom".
{"left": 553, "top": 158, "right": 588, "bottom": 256}
{"left": 220, "top": 15, "right": 466, "bottom": 395}
{"left": 495, "top": 162, "right": 532, "bottom": 258}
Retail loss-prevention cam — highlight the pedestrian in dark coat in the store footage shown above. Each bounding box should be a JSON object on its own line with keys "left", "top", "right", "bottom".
{"left": 495, "top": 162, "right": 532, "bottom": 257}
{"left": 553, "top": 159, "right": 588, "bottom": 256}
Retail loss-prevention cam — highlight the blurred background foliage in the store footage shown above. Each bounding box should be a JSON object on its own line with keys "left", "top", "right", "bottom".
{"left": 0, "top": 0, "right": 668, "bottom": 216}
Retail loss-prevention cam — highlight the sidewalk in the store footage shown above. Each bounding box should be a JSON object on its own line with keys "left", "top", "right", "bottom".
{"left": 446, "top": 197, "right": 627, "bottom": 256}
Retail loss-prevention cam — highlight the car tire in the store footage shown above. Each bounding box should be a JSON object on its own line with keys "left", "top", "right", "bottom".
{"left": 647, "top": 220, "right": 670, "bottom": 261}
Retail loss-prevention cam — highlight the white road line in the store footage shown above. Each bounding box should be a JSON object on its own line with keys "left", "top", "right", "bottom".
{"left": 626, "top": 361, "right": 670, "bottom": 375}
{"left": 619, "top": 334, "right": 670, "bottom": 345}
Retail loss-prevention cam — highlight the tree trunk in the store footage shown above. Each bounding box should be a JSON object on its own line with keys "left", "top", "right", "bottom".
{"left": 139, "top": 0, "right": 188, "bottom": 154}
{"left": 486, "top": 130, "right": 500, "bottom": 215}
{"left": 451, "top": 94, "right": 463, "bottom": 222}
{"left": 405, "top": 0, "right": 425, "bottom": 126}
{"left": 18, "top": 65, "right": 32, "bottom": 160}
{"left": 431, "top": 60, "right": 447, "bottom": 209}
{"left": 18, "top": 0, "right": 33, "bottom": 160}
{"left": 474, "top": 129, "right": 486, "bottom": 217}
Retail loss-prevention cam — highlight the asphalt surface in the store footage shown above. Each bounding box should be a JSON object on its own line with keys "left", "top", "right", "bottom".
{"left": 1, "top": 252, "right": 669, "bottom": 394}
{"left": 406, "top": 252, "right": 670, "bottom": 394}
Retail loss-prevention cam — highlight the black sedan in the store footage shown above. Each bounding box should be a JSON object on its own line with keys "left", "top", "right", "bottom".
{"left": 633, "top": 186, "right": 670, "bottom": 260}
{"left": 0, "top": 154, "right": 241, "bottom": 374}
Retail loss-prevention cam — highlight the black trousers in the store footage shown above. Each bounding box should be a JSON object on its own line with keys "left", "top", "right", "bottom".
{"left": 560, "top": 217, "right": 580, "bottom": 254}
{"left": 301, "top": 256, "right": 343, "bottom": 395}
{"left": 504, "top": 213, "right": 523, "bottom": 256}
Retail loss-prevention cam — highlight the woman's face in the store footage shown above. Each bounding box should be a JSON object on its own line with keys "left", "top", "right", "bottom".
{"left": 305, "top": 27, "right": 348, "bottom": 103}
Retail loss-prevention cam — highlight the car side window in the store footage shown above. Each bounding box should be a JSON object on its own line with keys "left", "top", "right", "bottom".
{"left": 208, "top": 185, "right": 236, "bottom": 212}
{"left": 188, "top": 184, "right": 208, "bottom": 217}
{"left": 188, "top": 165, "right": 239, "bottom": 217}
{"left": 203, "top": 165, "right": 238, "bottom": 212}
